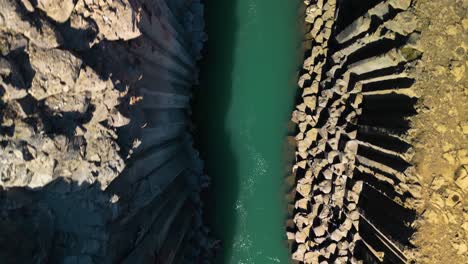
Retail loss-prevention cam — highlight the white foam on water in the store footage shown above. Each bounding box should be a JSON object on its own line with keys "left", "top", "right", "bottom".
{"left": 247, "top": 0, "right": 258, "bottom": 18}
{"left": 267, "top": 256, "right": 281, "bottom": 263}
{"left": 229, "top": 117, "right": 273, "bottom": 263}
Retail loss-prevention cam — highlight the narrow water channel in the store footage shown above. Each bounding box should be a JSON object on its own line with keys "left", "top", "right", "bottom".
{"left": 194, "top": 0, "right": 301, "bottom": 263}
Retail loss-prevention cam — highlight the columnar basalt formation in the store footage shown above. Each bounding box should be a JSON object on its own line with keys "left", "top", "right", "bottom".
{"left": 0, "top": 0, "right": 213, "bottom": 263}
{"left": 288, "top": 0, "right": 423, "bottom": 263}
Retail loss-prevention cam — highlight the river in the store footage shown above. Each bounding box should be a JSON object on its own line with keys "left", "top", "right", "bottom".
{"left": 194, "top": 0, "right": 301, "bottom": 263}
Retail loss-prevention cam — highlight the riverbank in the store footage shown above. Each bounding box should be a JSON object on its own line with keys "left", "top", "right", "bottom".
{"left": 288, "top": 0, "right": 424, "bottom": 263}
{"left": 287, "top": 0, "right": 467, "bottom": 263}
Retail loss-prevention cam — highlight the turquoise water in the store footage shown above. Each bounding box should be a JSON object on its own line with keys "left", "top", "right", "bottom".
{"left": 194, "top": 0, "right": 301, "bottom": 263}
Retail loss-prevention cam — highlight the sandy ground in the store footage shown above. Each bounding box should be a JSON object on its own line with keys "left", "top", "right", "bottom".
{"left": 408, "top": 0, "right": 468, "bottom": 262}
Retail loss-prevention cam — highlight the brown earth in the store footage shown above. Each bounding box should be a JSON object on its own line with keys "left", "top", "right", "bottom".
{"left": 408, "top": 0, "right": 468, "bottom": 263}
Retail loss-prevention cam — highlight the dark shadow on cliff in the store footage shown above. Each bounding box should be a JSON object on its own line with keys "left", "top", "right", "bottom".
{"left": 192, "top": 0, "right": 239, "bottom": 262}
{"left": 1, "top": 1, "right": 214, "bottom": 263}
{"left": 0, "top": 179, "right": 110, "bottom": 264}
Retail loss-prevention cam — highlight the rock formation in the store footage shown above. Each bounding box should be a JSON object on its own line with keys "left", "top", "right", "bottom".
{"left": 0, "top": 0, "right": 213, "bottom": 263}
{"left": 288, "top": 0, "right": 423, "bottom": 263}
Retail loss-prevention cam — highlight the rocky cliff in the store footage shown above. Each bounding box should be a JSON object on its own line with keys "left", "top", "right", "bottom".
{"left": 288, "top": 0, "right": 422, "bottom": 263}
{"left": 287, "top": 0, "right": 468, "bottom": 263}
{"left": 0, "top": 0, "right": 213, "bottom": 263}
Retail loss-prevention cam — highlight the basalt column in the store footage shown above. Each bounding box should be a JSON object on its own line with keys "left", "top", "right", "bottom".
{"left": 287, "top": 0, "right": 423, "bottom": 263}
{"left": 0, "top": 0, "right": 213, "bottom": 263}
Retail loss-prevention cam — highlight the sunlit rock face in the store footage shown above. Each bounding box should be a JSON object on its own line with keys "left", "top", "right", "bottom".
{"left": 0, "top": 0, "right": 213, "bottom": 263}
{"left": 288, "top": 0, "right": 422, "bottom": 263}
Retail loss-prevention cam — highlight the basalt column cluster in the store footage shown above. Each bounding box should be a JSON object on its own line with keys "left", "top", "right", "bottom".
{"left": 0, "top": 0, "right": 213, "bottom": 263}
{"left": 287, "top": 0, "right": 423, "bottom": 263}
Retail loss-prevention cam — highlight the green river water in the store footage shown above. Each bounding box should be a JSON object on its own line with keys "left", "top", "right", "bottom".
{"left": 194, "top": 1, "right": 301, "bottom": 263}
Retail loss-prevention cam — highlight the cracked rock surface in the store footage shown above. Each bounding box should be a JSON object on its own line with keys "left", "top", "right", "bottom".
{"left": 0, "top": 0, "right": 212, "bottom": 263}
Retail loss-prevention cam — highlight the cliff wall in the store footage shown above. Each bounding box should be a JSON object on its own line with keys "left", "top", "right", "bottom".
{"left": 0, "top": 0, "right": 213, "bottom": 263}
{"left": 288, "top": 0, "right": 421, "bottom": 263}
{"left": 287, "top": 0, "right": 468, "bottom": 263}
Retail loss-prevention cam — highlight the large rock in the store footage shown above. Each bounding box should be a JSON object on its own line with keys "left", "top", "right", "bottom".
{"left": 37, "top": 0, "right": 75, "bottom": 23}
